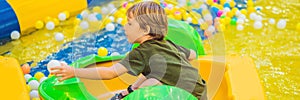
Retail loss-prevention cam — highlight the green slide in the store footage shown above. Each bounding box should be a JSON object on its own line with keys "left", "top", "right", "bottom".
{"left": 39, "top": 18, "right": 204, "bottom": 100}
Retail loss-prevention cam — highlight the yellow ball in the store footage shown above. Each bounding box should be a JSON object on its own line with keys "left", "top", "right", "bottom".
{"left": 183, "top": 13, "right": 191, "bottom": 20}
{"left": 93, "top": 6, "right": 101, "bottom": 13}
{"left": 63, "top": 11, "right": 70, "bottom": 19}
{"left": 34, "top": 72, "right": 45, "bottom": 81}
{"left": 98, "top": 47, "right": 108, "bottom": 56}
{"left": 230, "top": 1, "right": 236, "bottom": 8}
{"left": 192, "top": 18, "right": 198, "bottom": 24}
{"left": 73, "top": 18, "right": 81, "bottom": 25}
{"left": 220, "top": 0, "right": 226, "bottom": 5}
{"left": 52, "top": 18, "right": 60, "bottom": 26}
{"left": 32, "top": 98, "right": 40, "bottom": 100}
{"left": 48, "top": 74, "right": 54, "bottom": 78}
{"left": 240, "top": 9, "right": 247, "bottom": 15}
{"left": 247, "top": 7, "right": 255, "bottom": 13}
{"left": 296, "top": 23, "right": 300, "bottom": 31}
{"left": 207, "top": 0, "right": 213, "bottom": 5}
{"left": 220, "top": 24, "right": 226, "bottom": 31}
{"left": 35, "top": 20, "right": 44, "bottom": 29}
{"left": 247, "top": 0, "right": 254, "bottom": 7}
{"left": 200, "top": 23, "right": 208, "bottom": 30}
{"left": 232, "top": 8, "right": 238, "bottom": 14}
{"left": 44, "top": 16, "right": 52, "bottom": 23}
{"left": 225, "top": 17, "right": 231, "bottom": 25}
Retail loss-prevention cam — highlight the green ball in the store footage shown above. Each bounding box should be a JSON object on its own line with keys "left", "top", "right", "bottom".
{"left": 230, "top": 18, "right": 237, "bottom": 25}
{"left": 27, "top": 77, "right": 38, "bottom": 82}
{"left": 220, "top": 15, "right": 226, "bottom": 19}
{"left": 187, "top": 2, "right": 192, "bottom": 6}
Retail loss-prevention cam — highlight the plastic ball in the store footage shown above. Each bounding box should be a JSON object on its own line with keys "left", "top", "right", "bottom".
{"left": 79, "top": 21, "right": 89, "bottom": 29}
{"left": 238, "top": 14, "right": 246, "bottom": 20}
{"left": 249, "top": 13, "right": 257, "bottom": 20}
{"left": 34, "top": 72, "right": 45, "bottom": 81}
{"left": 81, "top": 10, "right": 89, "bottom": 18}
{"left": 122, "top": 2, "right": 128, "bottom": 8}
{"left": 186, "top": 17, "right": 192, "bottom": 23}
{"left": 269, "top": 18, "right": 276, "bottom": 25}
{"left": 111, "top": 52, "right": 120, "bottom": 56}
{"left": 21, "top": 64, "right": 31, "bottom": 74}
{"left": 207, "top": 0, "right": 214, "bottom": 5}
{"left": 230, "top": 18, "right": 237, "bottom": 25}
{"left": 10, "top": 30, "right": 20, "bottom": 40}
{"left": 98, "top": 47, "right": 108, "bottom": 56}
{"left": 240, "top": 9, "right": 247, "bottom": 15}
{"left": 237, "top": 18, "right": 245, "bottom": 24}
{"left": 28, "top": 80, "right": 40, "bottom": 90}
{"left": 217, "top": 10, "right": 223, "bottom": 17}
{"left": 277, "top": 19, "right": 286, "bottom": 29}
{"left": 30, "top": 90, "right": 39, "bottom": 98}
{"left": 39, "top": 77, "right": 48, "bottom": 83}
{"left": 55, "top": 32, "right": 64, "bottom": 41}
{"left": 247, "top": 7, "right": 255, "bottom": 13}
{"left": 24, "top": 74, "right": 32, "bottom": 82}
{"left": 223, "top": 3, "right": 230, "bottom": 8}
{"left": 108, "top": 3, "right": 116, "bottom": 11}
{"left": 237, "top": 24, "right": 244, "bottom": 31}
{"left": 96, "top": 13, "right": 102, "bottom": 20}
{"left": 32, "top": 98, "right": 40, "bottom": 100}
{"left": 296, "top": 23, "right": 300, "bottom": 31}
{"left": 116, "top": 18, "right": 123, "bottom": 24}
{"left": 27, "top": 85, "right": 31, "bottom": 91}
{"left": 52, "top": 18, "right": 60, "bottom": 26}
{"left": 46, "top": 21, "right": 55, "bottom": 30}
{"left": 235, "top": 10, "right": 242, "bottom": 17}
{"left": 105, "top": 23, "right": 115, "bottom": 31}
{"left": 44, "top": 16, "right": 52, "bottom": 23}
{"left": 200, "top": 4, "right": 208, "bottom": 10}
{"left": 63, "top": 11, "right": 70, "bottom": 18}
{"left": 223, "top": 7, "right": 230, "bottom": 13}
{"left": 35, "top": 20, "right": 44, "bottom": 29}
{"left": 93, "top": 6, "right": 101, "bottom": 13}
{"left": 27, "top": 77, "right": 38, "bottom": 83}
{"left": 230, "top": 1, "right": 236, "bottom": 8}
{"left": 226, "top": 11, "right": 234, "bottom": 18}
{"left": 108, "top": 16, "right": 115, "bottom": 22}
{"left": 101, "top": 7, "right": 109, "bottom": 14}
{"left": 204, "top": 14, "right": 213, "bottom": 21}
{"left": 76, "top": 14, "right": 83, "bottom": 20}
{"left": 58, "top": 12, "right": 67, "bottom": 21}
{"left": 88, "top": 13, "right": 98, "bottom": 22}
{"left": 47, "top": 60, "right": 61, "bottom": 73}
{"left": 254, "top": 15, "right": 263, "bottom": 21}
{"left": 254, "top": 21, "right": 263, "bottom": 29}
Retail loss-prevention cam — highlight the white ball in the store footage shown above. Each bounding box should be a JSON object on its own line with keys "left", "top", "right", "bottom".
{"left": 235, "top": 10, "right": 242, "bottom": 16}
{"left": 55, "top": 32, "right": 64, "bottom": 41}
{"left": 269, "top": 18, "right": 276, "bottom": 24}
{"left": 237, "top": 24, "right": 244, "bottom": 31}
{"left": 24, "top": 74, "right": 32, "bottom": 82}
{"left": 249, "top": 13, "right": 257, "bottom": 20}
{"left": 81, "top": 10, "right": 89, "bottom": 18}
{"left": 39, "top": 77, "right": 48, "bottom": 83}
{"left": 204, "top": 14, "right": 213, "bottom": 21}
{"left": 108, "top": 4, "right": 116, "bottom": 11}
{"left": 28, "top": 80, "right": 40, "bottom": 90}
{"left": 30, "top": 90, "right": 39, "bottom": 98}
{"left": 167, "top": 4, "right": 174, "bottom": 9}
{"left": 46, "top": 21, "right": 55, "bottom": 30}
{"left": 105, "top": 23, "right": 115, "bottom": 31}
{"left": 186, "top": 17, "right": 193, "bottom": 23}
{"left": 116, "top": 18, "right": 123, "bottom": 24}
{"left": 207, "top": 25, "right": 215, "bottom": 33}
{"left": 238, "top": 14, "right": 246, "bottom": 20}
{"left": 10, "top": 31, "right": 20, "bottom": 40}
{"left": 79, "top": 21, "right": 89, "bottom": 29}
{"left": 200, "top": 4, "right": 208, "bottom": 10}
{"left": 47, "top": 60, "right": 61, "bottom": 73}
{"left": 253, "top": 21, "right": 263, "bottom": 29}
{"left": 58, "top": 12, "right": 67, "bottom": 21}
{"left": 277, "top": 19, "right": 286, "bottom": 29}
{"left": 254, "top": 15, "right": 263, "bottom": 21}
{"left": 223, "top": 7, "right": 231, "bottom": 13}
{"left": 101, "top": 7, "right": 109, "bottom": 14}
{"left": 88, "top": 13, "right": 98, "bottom": 22}
{"left": 111, "top": 52, "right": 120, "bottom": 56}
{"left": 237, "top": 18, "right": 245, "bottom": 24}
{"left": 108, "top": 16, "right": 115, "bottom": 22}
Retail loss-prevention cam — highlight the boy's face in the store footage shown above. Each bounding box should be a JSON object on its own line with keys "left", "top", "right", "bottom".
{"left": 124, "top": 13, "right": 145, "bottom": 43}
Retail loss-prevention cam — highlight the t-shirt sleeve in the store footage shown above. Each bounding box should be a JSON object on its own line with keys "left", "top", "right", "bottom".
{"left": 119, "top": 49, "right": 145, "bottom": 76}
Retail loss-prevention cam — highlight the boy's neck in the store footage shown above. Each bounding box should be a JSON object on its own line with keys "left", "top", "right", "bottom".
{"left": 138, "top": 35, "right": 153, "bottom": 44}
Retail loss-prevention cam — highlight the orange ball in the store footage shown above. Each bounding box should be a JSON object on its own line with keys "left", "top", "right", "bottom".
{"left": 21, "top": 64, "right": 31, "bottom": 74}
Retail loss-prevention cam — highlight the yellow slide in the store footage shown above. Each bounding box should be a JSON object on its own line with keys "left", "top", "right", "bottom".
{"left": 0, "top": 56, "right": 30, "bottom": 100}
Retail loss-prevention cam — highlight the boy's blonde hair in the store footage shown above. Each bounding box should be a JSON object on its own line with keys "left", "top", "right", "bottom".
{"left": 126, "top": 1, "right": 168, "bottom": 40}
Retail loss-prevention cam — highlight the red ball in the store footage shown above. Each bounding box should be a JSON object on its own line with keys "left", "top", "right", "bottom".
{"left": 21, "top": 64, "right": 31, "bottom": 74}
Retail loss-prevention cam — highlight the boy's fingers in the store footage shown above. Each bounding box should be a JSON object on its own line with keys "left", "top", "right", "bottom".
{"left": 59, "top": 76, "right": 69, "bottom": 82}
{"left": 50, "top": 66, "right": 63, "bottom": 70}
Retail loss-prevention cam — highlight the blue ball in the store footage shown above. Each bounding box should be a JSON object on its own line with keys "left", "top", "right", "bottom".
{"left": 76, "top": 14, "right": 83, "bottom": 20}
{"left": 96, "top": 14, "right": 102, "bottom": 20}
{"left": 224, "top": 3, "right": 230, "bottom": 8}
{"left": 211, "top": 7, "right": 219, "bottom": 14}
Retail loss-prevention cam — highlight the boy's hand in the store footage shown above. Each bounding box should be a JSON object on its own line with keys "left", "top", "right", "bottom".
{"left": 50, "top": 63, "right": 75, "bottom": 81}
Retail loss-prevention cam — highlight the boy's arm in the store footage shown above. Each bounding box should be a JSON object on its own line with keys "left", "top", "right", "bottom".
{"left": 131, "top": 75, "right": 147, "bottom": 90}
{"left": 51, "top": 63, "right": 128, "bottom": 81}
{"left": 188, "top": 49, "right": 197, "bottom": 61}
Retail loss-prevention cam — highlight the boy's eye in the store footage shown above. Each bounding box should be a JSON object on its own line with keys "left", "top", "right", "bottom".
{"left": 128, "top": 23, "right": 131, "bottom": 25}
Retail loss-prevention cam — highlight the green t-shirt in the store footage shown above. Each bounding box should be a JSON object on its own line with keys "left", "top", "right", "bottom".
{"left": 119, "top": 39, "right": 206, "bottom": 98}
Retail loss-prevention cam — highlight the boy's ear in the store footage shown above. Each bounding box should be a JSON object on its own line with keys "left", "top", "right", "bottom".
{"left": 144, "top": 25, "right": 150, "bottom": 34}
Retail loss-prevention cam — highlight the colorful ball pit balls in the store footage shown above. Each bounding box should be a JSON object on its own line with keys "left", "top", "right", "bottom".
{"left": 106, "top": 23, "right": 115, "bottom": 31}
{"left": 254, "top": 21, "right": 263, "bottom": 29}
{"left": 111, "top": 52, "right": 120, "bottom": 56}
{"left": 93, "top": 6, "right": 101, "bottom": 13}
{"left": 297, "top": 23, "right": 300, "bottom": 31}
{"left": 35, "top": 20, "right": 44, "bottom": 29}
{"left": 53, "top": 18, "right": 60, "bottom": 26}
{"left": 277, "top": 19, "right": 287, "bottom": 29}
{"left": 47, "top": 60, "right": 61, "bottom": 73}
{"left": 30, "top": 90, "right": 39, "bottom": 99}
{"left": 34, "top": 72, "right": 45, "bottom": 81}
{"left": 27, "top": 77, "right": 38, "bottom": 83}
{"left": 46, "top": 21, "right": 55, "bottom": 30}
{"left": 58, "top": 12, "right": 67, "bottom": 21}
{"left": 21, "top": 64, "right": 31, "bottom": 74}
{"left": 80, "top": 21, "right": 89, "bottom": 30}
{"left": 39, "top": 77, "right": 48, "bottom": 83}
{"left": 28, "top": 80, "right": 40, "bottom": 90}
{"left": 76, "top": 14, "right": 83, "bottom": 20}
{"left": 98, "top": 47, "right": 108, "bottom": 56}
{"left": 237, "top": 24, "right": 244, "bottom": 31}
{"left": 88, "top": 13, "right": 98, "bottom": 22}
{"left": 55, "top": 32, "right": 64, "bottom": 42}
{"left": 269, "top": 18, "right": 276, "bottom": 25}
{"left": 10, "top": 30, "right": 20, "bottom": 40}
{"left": 24, "top": 74, "right": 32, "bottom": 82}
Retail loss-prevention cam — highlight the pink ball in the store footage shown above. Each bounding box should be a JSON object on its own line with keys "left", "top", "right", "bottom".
{"left": 122, "top": 2, "right": 128, "bottom": 8}
{"left": 213, "top": 0, "right": 218, "bottom": 3}
{"left": 217, "top": 10, "right": 223, "bottom": 17}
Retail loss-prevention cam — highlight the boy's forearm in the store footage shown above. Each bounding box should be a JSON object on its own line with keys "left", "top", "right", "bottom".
{"left": 132, "top": 75, "right": 147, "bottom": 89}
{"left": 74, "top": 67, "right": 117, "bottom": 80}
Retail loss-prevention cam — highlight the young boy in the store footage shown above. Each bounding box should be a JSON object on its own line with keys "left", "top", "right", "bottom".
{"left": 51, "top": 1, "right": 206, "bottom": 100}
